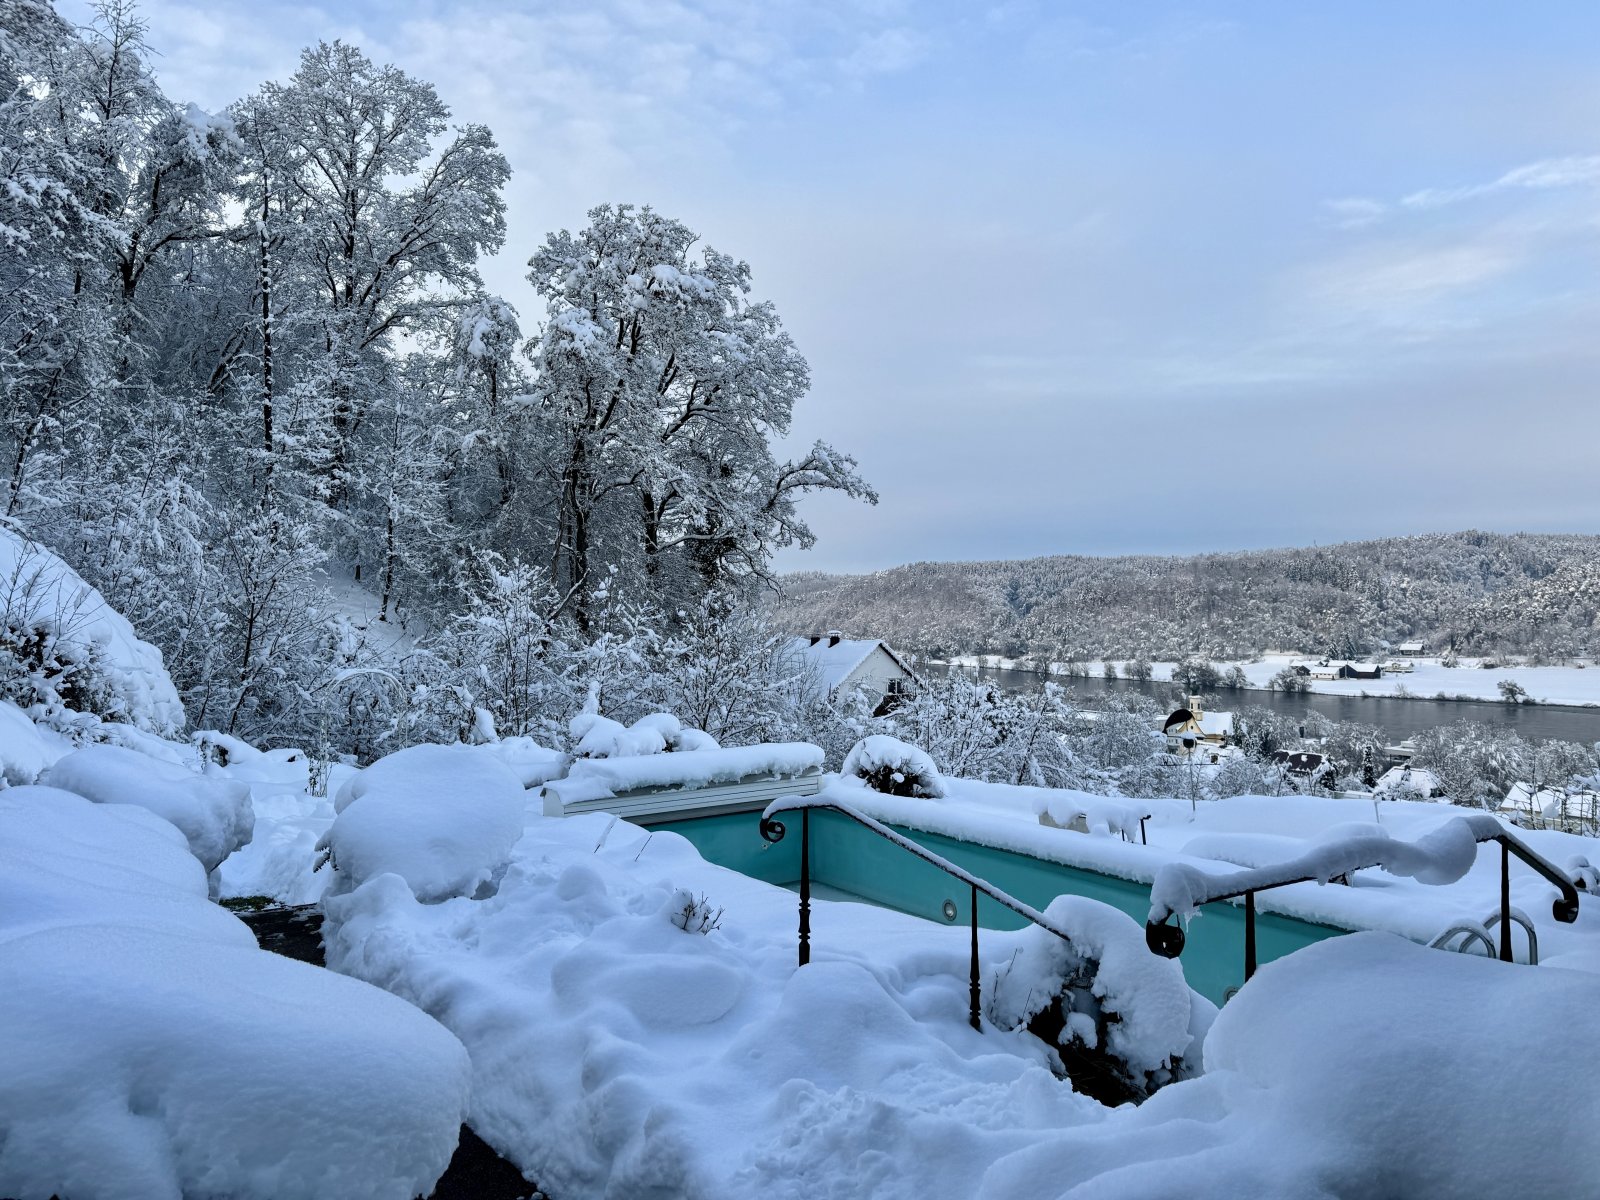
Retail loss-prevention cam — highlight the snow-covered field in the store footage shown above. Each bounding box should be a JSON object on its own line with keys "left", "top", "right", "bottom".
{"left": 946, "top": 652, "right": 1600, "bottom": 707}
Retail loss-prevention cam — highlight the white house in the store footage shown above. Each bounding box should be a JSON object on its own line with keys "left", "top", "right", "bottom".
{"left": 787, "top": 632, "right": 918, "bottom": 714}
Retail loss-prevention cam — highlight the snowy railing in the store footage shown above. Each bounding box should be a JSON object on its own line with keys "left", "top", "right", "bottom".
{"left": 1143, "top": 815, "right": 1581, "bottom": 983}
{"left": 760, "top": 795, "right": 1079, "bottom": 1031}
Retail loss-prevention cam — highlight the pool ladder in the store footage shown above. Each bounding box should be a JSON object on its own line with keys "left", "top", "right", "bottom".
{"left": 1431, "top": 909, "right": 1539, "bottom": 964}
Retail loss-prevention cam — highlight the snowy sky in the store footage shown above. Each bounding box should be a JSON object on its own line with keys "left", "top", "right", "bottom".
{"left": 78, "top": 0, "right": 1600, "bottom": 573}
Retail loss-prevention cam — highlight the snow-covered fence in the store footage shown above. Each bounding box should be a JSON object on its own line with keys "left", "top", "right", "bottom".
{"left": 1144, "top": 816, "right": 1581, "bottom": 982}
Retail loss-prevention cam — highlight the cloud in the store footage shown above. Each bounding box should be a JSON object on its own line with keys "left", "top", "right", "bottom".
{"left": 1400, "top": 154, "right": 1600, "bottom": 209}
{"left": 1323, "top": 197, "right": 1386, "bottom": 229}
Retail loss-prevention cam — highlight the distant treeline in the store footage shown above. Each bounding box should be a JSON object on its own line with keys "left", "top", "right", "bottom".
{"left": 772, "top": 531, "right": 1600, "bottom": 663}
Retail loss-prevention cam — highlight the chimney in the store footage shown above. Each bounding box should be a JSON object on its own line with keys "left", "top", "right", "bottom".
{"left": 826, "top": 630, "right": 843, "bottom": 647}
{"left": 809, "top": 635, "right": 822, "bottom": 646}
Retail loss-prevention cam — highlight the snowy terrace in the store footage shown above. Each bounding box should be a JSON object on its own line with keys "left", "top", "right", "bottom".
{"left": 6, "top": 699, "right": 1600, "bottom": 1197}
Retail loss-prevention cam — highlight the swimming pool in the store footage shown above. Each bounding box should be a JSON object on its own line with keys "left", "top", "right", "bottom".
{"left": 650, "top": 807, "right": 1348, "bottom": 1005}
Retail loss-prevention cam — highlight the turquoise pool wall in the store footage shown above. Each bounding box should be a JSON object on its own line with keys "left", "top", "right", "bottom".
{"left": 654, "top": 808, "right": 1347, "bottom": 1004}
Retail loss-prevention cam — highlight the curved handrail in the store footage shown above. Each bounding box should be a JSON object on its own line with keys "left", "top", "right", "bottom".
{"left": 1145, "top": 819, "right": 1580, "bottom": 978}
{"left": 761, "top": 794, "right": 1076, "bottom": 1030}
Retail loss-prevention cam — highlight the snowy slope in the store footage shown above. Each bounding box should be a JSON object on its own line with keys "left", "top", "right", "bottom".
{"left": 0, "top": 529, "right": 185, "bottom": 733}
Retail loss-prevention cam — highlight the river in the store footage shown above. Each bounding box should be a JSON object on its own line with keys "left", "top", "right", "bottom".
{"left": 924, "top": 663, "right": 1600, "bottom": 745}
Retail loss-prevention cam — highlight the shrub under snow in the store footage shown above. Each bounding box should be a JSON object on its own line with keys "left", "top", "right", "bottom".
{"left": 989, "top": 895, "right": 1212, "bottom": 1104}
{"left": 0, "top": 784, "right": 471, "bottom": 1200}
{"left": 842, "top": 734, "right": 948, "bottom": 798}
{"left": 0, "top": 530, "right": 185, "bottom": 735}
{"left": 320, "top": 743, "right": 529, "bottom": 902}
{"left": 42, "top": 744, "right": 253, "bottom": 875}
{"left": 570, "top": 710, "right": 721, "bottom": 758}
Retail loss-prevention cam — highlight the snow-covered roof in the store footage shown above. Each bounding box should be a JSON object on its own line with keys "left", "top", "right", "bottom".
{"left": 786, "top": 636, "right": 914, "bottom": 691}
{"left": 1500, "top": 782, "right": 1564, "bottom": 817}
{"left": 1501, "top": 782, "right": 1600, "bottom": 822}
{"left": 1398, "top": 642, "right": 1426, "bottom": 652}
{"left": 1196, "top": 711, "right": 1234, "bottom": 738}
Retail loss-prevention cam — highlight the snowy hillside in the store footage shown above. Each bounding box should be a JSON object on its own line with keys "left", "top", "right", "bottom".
{"left": 773, "top": 530, "right": 1600, "bottom": 662}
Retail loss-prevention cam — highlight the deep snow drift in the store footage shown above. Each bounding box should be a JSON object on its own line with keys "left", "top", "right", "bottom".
{"left": 977, "top": 933, "right": 1600, "bottom": 1199}
{"left": 0, "top": 784, "right": 472, "bottom": 1200}
{"left": 43, "top": 743, "right": 254, "bottom": 874}
{"left": 321, "top": 797, "right": 1191, "bottom": 1199}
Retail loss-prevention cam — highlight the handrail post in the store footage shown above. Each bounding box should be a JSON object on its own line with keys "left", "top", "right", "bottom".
{"left": 969, "top": 882, "right": 981, "bottom": 1031}
{"left": 1244, "top": 890, "right": 1257, "bottom": 981}
{"left": 799, "top": 808, "right": 812, "bottom": 967}
{"left": 1500, "top": 840, "right": 1512, "bottom": 963}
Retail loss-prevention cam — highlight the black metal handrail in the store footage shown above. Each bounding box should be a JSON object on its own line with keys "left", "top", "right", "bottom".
{"left": 1144, "top": 817, "right": 1581, "bottom": 983}
{"left": 760, "top": 794, "right": 1077, "bottom": 1030}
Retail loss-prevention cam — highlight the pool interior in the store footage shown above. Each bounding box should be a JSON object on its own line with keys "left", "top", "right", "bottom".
{"left": 650, "top": 807, "right": 1348, "bottom": 1005}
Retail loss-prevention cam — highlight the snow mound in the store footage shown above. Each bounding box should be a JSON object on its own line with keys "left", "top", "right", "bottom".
{"left": 0, "top": 699, "right": 68, "bottom": 784}
{"left": 842, "top": 734, "right": 947, "bottom": 798}
{"left": 549, "top": 741, "right": 823, "bottom": 805}
{"left": 0, "top": 785, "right": 251, "bottom": 948}
{"left": 476, "top": 734, "right": 568, "bottom": 787}
{"left": 979, "top": 933, "right": 1600, "bottom": 1199}
{"left": 569, "top": 710, "right": 721, "bottom": 758}
{"left": 322, "top": 743, "right": 528, "bottom": 902}
{"left": 1036, "top": 793, "right": 1150, "bottom": 838}
{"left": 0, "top": 529, "right": 185, "bottom": 734}
{"left": 0, "top": 926, "right": 471, "bottom": 1200}
{"left": 43, "top": 744, "right": 253, "bottom": 874}
{"left": 0, "top": 784, "right": 471, "bottom": 1200}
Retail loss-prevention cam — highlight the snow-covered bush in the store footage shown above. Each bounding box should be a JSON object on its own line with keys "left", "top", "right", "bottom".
{"left": 320, "top": 743, "right": 528, "bottom": 902}
{"left": 43, "top": 744, "right": 253, "bottom": 875}
{"left": 1208, "top": 756, "right": 1274, "bottom": 799}
{"left": 988, "top": 896, "right": 1211, "bottom": 1105}
{"left": 667, "top": 889, "right": 724, "bottom": 935}
{"left": 842, "top": 735, "right": 947, "bottom": 798}
{"left": 569, "top": 710, "right": 722, "bottom": 759}
{"left": 0, "top": 531, "right": 185, "bottom": 736}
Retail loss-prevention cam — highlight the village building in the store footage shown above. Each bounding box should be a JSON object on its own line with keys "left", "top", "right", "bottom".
{"left": 1397, "top": 642, "right": 1428, "bottom": 657}
{"left": 1270, "top": 750, "right": 1334, "bottom": 788}
{"left": 1296, "top": 660, "right": 1384, "bottom": 681}
{"left": 1162, "top": 696, "right": 1235, "bottom": 757}
{"left": 787, "top": 632, "right": 918, "bottom": 715}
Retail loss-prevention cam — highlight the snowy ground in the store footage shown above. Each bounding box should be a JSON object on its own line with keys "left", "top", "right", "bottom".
{"left": 945, "top": 652, "right": 1600, "bottom": 708}
{"left": 10, "top": 683, "right": 1600, "bottom": 1198}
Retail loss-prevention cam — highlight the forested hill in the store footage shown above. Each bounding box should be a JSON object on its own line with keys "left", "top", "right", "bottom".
{"left": 772, "top": 532, "right": 1600, "bottom": 663}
